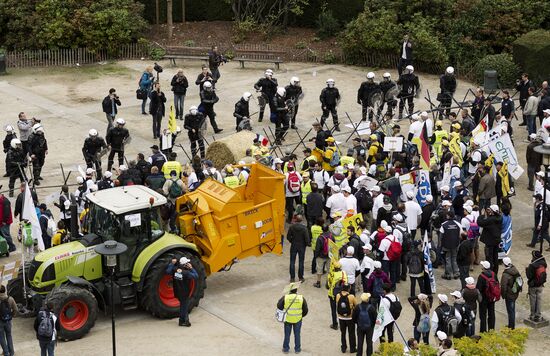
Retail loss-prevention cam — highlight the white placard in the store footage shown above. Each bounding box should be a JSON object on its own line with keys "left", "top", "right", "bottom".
{"left": 383, "top": 136, "right": 403, "bottom": 152}
{"left": 125, "top": 213, "right": 142, "bottom": 227}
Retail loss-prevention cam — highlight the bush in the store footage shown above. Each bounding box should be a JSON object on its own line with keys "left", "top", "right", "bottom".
{"left": 403, "top": 14, "right": 448, "bottom": 66}
{"left": 513, "top": 30, "right": 550, "bottom": 85}
{"left": 474, "top": 53, "right": 520, "bottom": 88}
{"left": 149, "top": 47, "right": 166, "bottom": 61}
{"left": 184, "top": 40, "right": 196, "bottom": 47}
{"left": 373, "top": 342, "right": 404, "bottom": 356}
{"left": 231, "top": 18, "right": 260, "bottom": 43}
{"left": 454, "top": 328, "right": 529, "bottom": 356}
{"left": 295, "top": 41, "right": 307, "bottom": 49}
{"left": 316, "top": 10, "right": 340, "bottom": 39}
{"left": 322, "top": 50, "right": 337, "bottom": 64}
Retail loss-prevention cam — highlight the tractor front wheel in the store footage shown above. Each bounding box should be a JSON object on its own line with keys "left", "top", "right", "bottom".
{"left": 46, "top": 284, "right": 98, "bottom": 341}
{"left": 141, "top": 250, "right": 206, "bottom": 318}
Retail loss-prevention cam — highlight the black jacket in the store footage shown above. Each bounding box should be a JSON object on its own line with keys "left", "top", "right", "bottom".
{"left": 287, "top": 223, "right": 310, "bottom": 250}
{"left": 208, "top": 52, "right": 222, "bottom": 70}
{"left": 357, "top": 81, "right": 380, "bottom": 104}
{"left": 440, "top": 219, "right": 461, "bottom": 249}
{"left": 457, "top": 239, "right": 474, "bottom": 266}
{"left": 538, "top": 95, "right": 550, "bottom": 119}
{"left": 233, "top": 98, "right": 250, "bottom": 121}
{"left": 149, "top": 90, "right": 167, "bottom": 116}
{"left": 6, "top": 148, "right": 27, "bottom": 175}
{"left": 526, "top": 256, "right": 547, "bottom": 287}
{"left": 440, "top": 75, "right": 457, "bottom": 94}
{"left": 399, "top": 40, "right": 413, "bottom": 61}
{"left": 195, "top": 72, "right": 215, "bottom": 92}
{"left": 320, "top": 87, "right": 340, "bottom": 107}
{"left": 477, "top": 214, "right": 502, "bottom": 247}
{"left": 165, "top": 262, "right": 198, "bottom": 300}
{"left": 34, "top": 309, "right": 60, "bottom": 343}
{"left": 171, "top": 75, "right": 189, "bottom": 95}
{"left": 285, "top": 84, "right": 302, "bottom": 102}
{"left": 200, "top": 90, "right": 219, "bottom": 107}
{"left": 351, "top": 301, "right": 377, "bottom": 329}
{"left": 102, "top": 95, "right": 121, "bottom": 116}
{"left": 306, "top": 192, "right": 324, "bottom": 219}
{"left": 254, "top": 77, "right": 278, "bottom": 99}
{"left": 397, "top": 73, "right": 420, "bottom": 96}
{"left": 149, "top": 152, "right": 166, "bottom": 171}
{"left": 500, "top": 98, "right": 515, "bottom": 119}
{"left": 419, "top": 203, "right": 435, "bottom": 230}
{"left": 106, "top": 127, "right": 130, "bottom": 151}
{"left": 27, "top": 133, "right": 48, "bottom": 156}
{"left": 516, "top": 79, "right": 534, "bottom": 101}
{"left": 184, "top": 113, "right": 205, "bottom": 140}
{"left": 476, "top": 270, "right": 498, "bottom": 303}
{"left": 480, "top": 104, "right": 496, "bottom": 129}
{"left": 3, "top": 133, "right": 16, "bottom": 153}
{"left": 82, "top": 136, "right": 107, "bottom": 159}
{"left": 274, "top": 94, "right": 287, "bottom": 113}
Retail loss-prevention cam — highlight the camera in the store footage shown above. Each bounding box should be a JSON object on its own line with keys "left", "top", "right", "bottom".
{"left": 154, "top": 62, "right": 163, "bottom": 73}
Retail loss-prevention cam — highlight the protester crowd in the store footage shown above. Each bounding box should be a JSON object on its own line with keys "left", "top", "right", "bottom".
{"left": 1, "top": 47, "right": 549, "bottom": 355}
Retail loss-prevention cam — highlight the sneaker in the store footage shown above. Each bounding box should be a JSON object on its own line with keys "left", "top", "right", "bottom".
{"left": 453, "top": 274, "right": 460, "bottom": 280}
{"left": 330, "top": 324, "right": 338, "bottom": 330}
{"left": 519, "top": 122, "right": 526, "bottom": 126}
{"left": 282, "top": 349, "right": 289, "bottom": 354}
{"left": 526, "top": 244, "right": 536, "bottom": 248}
{"left": 38, "top": 177, "right": 44, "bottom": 180}
{"left": 214, "top": 128, "right": 224, "bottom": 134}
{"left": 334, "top": 125, "right": 341, "bottom": 132}
{"left": 290, "top": 278, "right": 295, "bottom": 282}
{"left": 313, "top": 281, "right": 321, "bottom": 288}
{"left": 183, "top": 321, "right": 191, "bottom": 327}
{"left": 34, "top": 180, "right": 40, "bottom": 186}
{"left": 299, "top": 278, "right": 305, "bottom": 283}
{"left": 291, "top": 125, "right": 298, "bottom": 130}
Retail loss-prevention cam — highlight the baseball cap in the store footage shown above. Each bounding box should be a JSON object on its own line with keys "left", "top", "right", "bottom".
{"left": 480, "top": 260, "right": 491, "bottom": 269}
{"left": 503, "top": 257, "right": 512, "bottom": 266}
{"left": 450, "top": 291, "right": 462, "bottom": 298}
{"left": 437, "top": 294, "right": 448, "bottom": 303}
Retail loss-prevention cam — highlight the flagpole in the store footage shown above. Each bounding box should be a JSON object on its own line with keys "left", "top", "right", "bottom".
{"left": 393, "top": 322, "right": 410, "bottom": 351}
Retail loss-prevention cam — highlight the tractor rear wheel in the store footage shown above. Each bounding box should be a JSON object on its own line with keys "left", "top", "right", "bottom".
{"left": 46, "top": 284, "right": 98, "bottom": 341}
{"left": 141, "top": 250, "right": 206, "bottom": 318}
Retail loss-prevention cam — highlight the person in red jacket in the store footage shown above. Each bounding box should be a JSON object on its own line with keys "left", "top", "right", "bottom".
{"left": 0, "top": 193, "right": 16, "bottom": 252}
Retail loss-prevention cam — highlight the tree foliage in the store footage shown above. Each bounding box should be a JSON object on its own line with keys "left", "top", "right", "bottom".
{"left": 223, "top": 0, "right": 309, "bottom": 27}
{"left": 0, "top": 0, "right": 146, "bottom": 52}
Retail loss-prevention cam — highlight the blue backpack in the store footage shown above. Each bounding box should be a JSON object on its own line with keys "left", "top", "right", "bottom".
{"left": 357, "top": 304, "right": 373, "bottom": 331}
{"left": 329, "top": 148, "right": 340, "bottom": 167}
{"left": 372, "top": 276, "right": 384, "bottom": 297}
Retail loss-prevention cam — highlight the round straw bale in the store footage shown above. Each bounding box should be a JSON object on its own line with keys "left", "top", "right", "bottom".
{"left": 206, "top": 131, "right": 257, "bottom": 169}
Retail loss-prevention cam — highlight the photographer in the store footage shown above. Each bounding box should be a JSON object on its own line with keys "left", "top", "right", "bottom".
{"left": 165, "top": 257, "right": 198, "bottom": 327}
{"left": 102, "top": 88, "right": 121, "bottom": 135}
{"left": 170, "top": 69, "right": 188, "bottom": 120}
{"left": 477, "top": 205, "right": 502, "bottom": 274}
{"left": 208, "top": 46, "right": 225, "bottom": 81}
{"left": 149, "top": 82, "right": 167, "bottom": 139}
{"left": 195, "top": 65, "right": 216, "bottom": 93}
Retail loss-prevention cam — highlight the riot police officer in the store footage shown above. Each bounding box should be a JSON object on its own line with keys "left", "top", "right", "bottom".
{"left": 200, "top": 81, "right": 223, "bottom": 134}
{"left": 320, "top": 79, "right": 341, "bottom": 131}
{"left": 106, "top": 118, "right": 130, "bottom": 171}
{"left": 254, "top": 69, "right": 278, "bottom": 122}
{"left": 27, "top": 124, "right": 48, "bottom": 185}
{"left": 3, "top": 125, "right": 17, "bottom": 177}
{"left": 378, "top": 72, "right": 398, "bottom": 118}
{"left": 397, "top": 65, "right": 420, "bottom": 120}
{"left": 439, "top": 66, "right": 457, "bottom": 118}
{"left": 274, "top": 87, "right": 289, "bottom": 145}
{"left": 6, "top": 139, "right": 27, "bottom": 197}
{"left": 234, "top": 92, "right": 252, "bottom": 132}
{"left": 184, "top": 106, "right": 206, "bottom": 158}
{"left": 285, "top": 76, "right": 303, "bottom": 129}
{"left": 357, "top": 72, "right": 381, "bottom": 122}
{"left": 82, "top": 129, "right": 108, "bottom": 178}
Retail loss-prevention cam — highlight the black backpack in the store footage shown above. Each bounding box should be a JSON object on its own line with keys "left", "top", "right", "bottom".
{"left": 37, "top": 311, "right": 54, "bottom": 339}
{"left": 355, "top": 188, "right": 373, "bottom": 213}
{"left": 408, "top": 251, "right": 424, "bottom": 275}
{"left": 384, "top": 296, "right": 402, "bottom": 320}
{"left": 0, "top": 300, "right": 12, "bottom": 322}
{"left": 357, "top": 304, "right": 373, "bottom": 331}
{"left": 437, "top": 304, "right": 458, "bottom": 335}
{"left": 337, "top": 293, "right": 351, "bottom": 317}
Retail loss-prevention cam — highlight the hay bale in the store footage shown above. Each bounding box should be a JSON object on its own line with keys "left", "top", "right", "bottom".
{"left": 206, "top": 131, "right": 257, "bottom": 169}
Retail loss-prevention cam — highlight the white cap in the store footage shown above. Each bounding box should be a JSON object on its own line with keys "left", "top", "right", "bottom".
{"left": 4, "top": 125, "right": 14, "bottom": 133}
{"left": 464, "top": 200, "right": 474, "bottom": 207}
{"left": 347, "top": 246, "right": 355, "bottom": 255}
{"left": 104, "top": 171, "right": 112, "bottom": 178}
{"left": 384, "top": 225, "right": 392, "bottom": 233}
{"left": 332, "top": 185, "right": 341, "bottom": 193}
{"left": 342, "top": 186, "right": 351, "bottom": 193}
{"left": 436, "top": 331, "right": 447, "bottom": 341}
{"left": 370, "top": 186, "right": 380, "bottom": 192}
{"left": 273, "top": 158, "right": 283, "bottom": 164}
{"left": 119, "top": 165, "right": 128, "bottom": 171}
{"left": 425, "top": 194, "right": 433, "bottom": 202}
{"left": 359, "top": 166, "right": 367, "bottom": 174}
{"left": 464, "top": 205, "right": 473, "bottom": 214}
{"left": 76, "top": 176, "right": 84, "bottom": 184}
{"left": 380, "top": 220, "right": 388, "bottom": 229}
{"left": 530, "top": 133, "right": 537, "bottom": 140}
{"left": 392, "top": 214, "right": 403, "bottom": 222}
{"left": 537, "top": 171, "right": 545, "bottom": 177}
{"left": 406, "top": 190, "right": 414, "bottom": 199}
{"left": 450, "top": 291, "right": 462, "bottom": 298}
{"left": 373, "top": 261, "right": 382, "bottom": 269}
{"left": 242, "top": 92, "right": 252, "bottom": 101}
{"left": 489, "top": 205, "right": 499, "bottom": 213}
{"left": 543, "top": 109, "right": 550, "bottom": 115}
{"left": 420, "top": 111, "right": 428, "bottom": 118}
{"left": 418, "top": 293, "right": 428, "bottom": 301}
{"left": 336, "top": 166, "right": 344, "bottom": 174}
{"left": 89, "top": 184, "right": 98, "bottom": 193}
{"left": 465, "top": 277, "right": 475, "bottom": 285}
{"left": 411, "top": 114, "right": 419, "bottom": 121}
{"left": 86, "top": 168, "right": 95, "bottom": 175}
{"left": 179, "top": 257, "right": 190, "bottom": 265}
{"left": 441, "top": 200, "right": 452, "bottom": 207}
{"left": 453, "top": 181, "right": 462, "bottom": 188}
{"left": 441, "top": 185, "right": 450, "bottom": 192}
{"left": 480, "top": 260, "right": 491, "bottom": 269}
{"left": 362, "top": 243, "right": 372, "bottom": 250}
{"left": 437, "top": 294, "right": 448, "bottom": 303}
{"left": 503, "top": 257, "right": 512, "bottom": 266}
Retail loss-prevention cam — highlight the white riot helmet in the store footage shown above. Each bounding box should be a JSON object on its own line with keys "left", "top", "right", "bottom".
{"left": 189, "top": 106, "right": 198, "bottom": 115}
{"left": 176, "top": 126, "right": 181, "bottom": 133}
{"left": 10, "top": 138, "right": 21, "bottom": 149}
{"left": 290, "top": 76, "right": 300, "bottom": 86}
{"left": 276, "top": 87, "right": 286, "bottom": 97}
{"left": 203, "top": 81, "right": 213, "bottom": 90}
{"left": 34, "top": 126, "right": 44, "bottom": 135}
{"left": 115, "top": 118, "right": 125, "bottom": 125}
{"left": 32, "top": 123, "right": 42, "bottom": 133}
{"left": 265, "top": 69, "right": 273, "bottom": 78}
{"left": 383, "top": 72, "right": 391, "bottom": 81}
{"left": 242, "top": 92, "right": 252, "bottom": 102}
{"left": 406, "top": 65, "right": 414, "bottom": 74}
{"left": 89, "top": 129, "right": 98, "bottom": 137}
{"left": 326, "top": 78, "right": 335, "bottom": 88}
{"left": 446, "top": 66, "right": 455, "bottom": 75}
{"left": 366, "top": 72, "right": 375, "bottom": 79}
{"left": 5, "top": 125, "right": 14, "bottom": 134}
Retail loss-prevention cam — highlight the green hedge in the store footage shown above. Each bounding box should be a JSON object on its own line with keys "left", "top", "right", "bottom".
{"left": 474, "top": 53, "right": 520, "bottom": 88}
{"left": 513, "top": 30, "right": 550, "bottom": 85}
{"left": 137, "top": 0, "right": 232, "bottom": 23}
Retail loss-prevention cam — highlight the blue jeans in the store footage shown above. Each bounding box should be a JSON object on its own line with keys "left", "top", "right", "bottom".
{"left": 505, "top": 298, "right": 516, "bottom": 329}
{"left": 141, "top": 89, "right": 151, "bottom": 113}
{"left": 289, "top": 247, "right": 305, "bottom": 280}
{"left": 283, "top": 320, "right": 302, "bottom": 352}
{"left": 179, "top": 297, "right": 190, "bottom": 323}
{"left": 413, "top": 327, "right": 429, "bottom": 345}
{"left": 0, "top": 320, "right": 14, "bottom": 356}
{"left": 0, "top": 225, "right": 16, "bottom": 251}
{"left": 174, "top": 94, "right": 185, "bottom": 118}
{"left": 526, "top": 115, "right": 537, "bottom": 135}
{"left": 39, "top": 339, "right": 55, "bottom": 356}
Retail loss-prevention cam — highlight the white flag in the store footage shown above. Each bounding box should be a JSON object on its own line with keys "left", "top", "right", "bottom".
{"left": 22, "top": 187, "right": 44, "bottom": 251}
{"left": 372, "top": 298, "right": 394, "bottom": 342}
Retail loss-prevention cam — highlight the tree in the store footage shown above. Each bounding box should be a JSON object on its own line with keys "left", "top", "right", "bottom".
{"left": 224, "top": 0, "right": 308, "bottom": 27}
{"left": 167, "top": 0, "right": 173, "bottom": 38}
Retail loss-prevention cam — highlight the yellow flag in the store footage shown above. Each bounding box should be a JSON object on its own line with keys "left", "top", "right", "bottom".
{"left": 168, "top": 104, "right": 177, "bottom": 134}
{"left": 328, "top": 239, "right": 340, "bottom": 261}
{"left": 449, "top": 136, "right": 463, "bottom": 167}
{"left": 499, "top": 161, "right": 510, "bottom": 197}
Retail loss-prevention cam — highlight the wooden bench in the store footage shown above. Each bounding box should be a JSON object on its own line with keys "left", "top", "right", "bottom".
{"left": 163, "top": 46, "right": 210, "bottom": 66}
{"left": 233, "top": 49, "right": 285, "bottom": 70}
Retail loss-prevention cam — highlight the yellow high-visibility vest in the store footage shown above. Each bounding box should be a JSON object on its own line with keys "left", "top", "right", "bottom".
{"left": 340, "top": 156, "right": 355, "bottom": 172}
{"left": 224, "top": 175, "right": 239, "bottom": 188}
{"left": 284, "top": 294, "right": 304, "bottom": 323}
{"left": 301, "top": 180, "right": 312, "bottom": 204}
{"left": 311, "top": 225, "right": 322, "bottom": 250}
{"left": 162, "top": 161, "right": 182, "bottom": 179}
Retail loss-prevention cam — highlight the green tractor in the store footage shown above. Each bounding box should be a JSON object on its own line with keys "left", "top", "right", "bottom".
{"left": 8, "top": 185, "right": 206, "bottom": 340}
